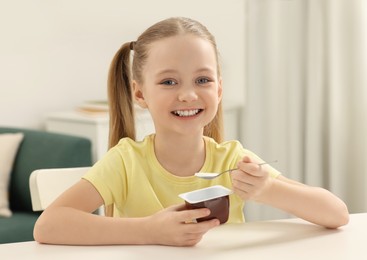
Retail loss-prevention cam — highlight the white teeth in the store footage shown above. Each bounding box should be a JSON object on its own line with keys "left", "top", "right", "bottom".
{"left": 174, "top": 109, "right": 200, "bottom": 117}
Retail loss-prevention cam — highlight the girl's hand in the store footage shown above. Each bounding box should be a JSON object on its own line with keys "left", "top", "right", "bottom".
{"left": 231, "top": 156, "right": 273, "bottom": 201}
{"left": 145, "top": 204, "right": 220, "bottom": 247}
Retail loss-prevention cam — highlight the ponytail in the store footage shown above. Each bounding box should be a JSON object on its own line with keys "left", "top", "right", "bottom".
{"left": 107, "top": 42, "right": 136, "bottom": 149}
{"left": 105, "top": 42, "right": 136, "bottom": 217}
{"left": 204, "top": 101, "right": 224, "bottom": 143}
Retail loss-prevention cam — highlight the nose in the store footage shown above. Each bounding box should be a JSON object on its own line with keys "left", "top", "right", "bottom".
{"left": 178, "top": 85, "right": 198, "bottom": 102}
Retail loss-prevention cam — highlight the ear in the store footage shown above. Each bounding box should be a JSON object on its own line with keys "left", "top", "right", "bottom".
{"left": 133, "top": 80, "right": 148, "bottom": 108}
{"left": 217, "top": 78, "right": 223, "bottom": 101}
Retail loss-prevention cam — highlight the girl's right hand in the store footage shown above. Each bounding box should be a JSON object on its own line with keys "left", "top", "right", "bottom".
{"left": 145, "top": 204, "right": 220, "bottom": 247}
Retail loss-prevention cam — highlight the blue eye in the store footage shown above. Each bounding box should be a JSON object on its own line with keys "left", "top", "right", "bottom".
{"left": 196, "top": 77, "right": 210, "bottom": 84}
{"left": 161, "top": 79, "right": 177, "bottom": 86}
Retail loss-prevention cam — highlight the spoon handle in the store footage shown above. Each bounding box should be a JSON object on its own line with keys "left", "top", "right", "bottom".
{"left": 225, "top": 160, "right": 278, "bottom": 173}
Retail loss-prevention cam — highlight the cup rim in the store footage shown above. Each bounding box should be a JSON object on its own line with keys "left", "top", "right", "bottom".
{"left": 178, "top": 185, "right": 233, "bottom": 204}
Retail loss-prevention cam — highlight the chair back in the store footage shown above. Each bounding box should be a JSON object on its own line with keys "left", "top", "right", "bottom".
{"left": 29, "top": 167, "right": 91, "bottom": 211}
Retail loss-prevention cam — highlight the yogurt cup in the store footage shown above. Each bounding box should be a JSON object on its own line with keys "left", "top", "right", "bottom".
{"left": 179, "top": 185, "right": 233, "bottom": 224}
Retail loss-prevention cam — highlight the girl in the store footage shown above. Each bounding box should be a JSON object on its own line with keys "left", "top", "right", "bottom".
{"left": 34, "top": 17, "right": 349, "bottom": 246}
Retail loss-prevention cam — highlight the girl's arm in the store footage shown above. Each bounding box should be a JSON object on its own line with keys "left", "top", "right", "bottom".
{"left": 231, "top": 156, "right": 349, "bottom": 229}
{"left": 34, "top": 179, "right": 219, "bottom": 246}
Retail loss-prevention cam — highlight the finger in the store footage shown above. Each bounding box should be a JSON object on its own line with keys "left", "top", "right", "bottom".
{"left": 242, "top": 155, "right": 252, "bottom": 163}
{"left": 232, "top": 171, "right": 261, "bottom": 185}
{"left": 237, "top": 161, "right": 265, "bottom": 177}
{"left": 177, "top": 208, "right": 211, "bottom": 223}
{"left": 242, "top": 155, "right": 265, "bottom": 165}
{"left": 188, "top": 218, "right": 220, "bottom": 231}
{"left": 232, "top": 176, "right": 254, "bottom": 188}
{"left": 166, "top": 203, "right": 187, "bottom": 212}
{"left": 232, "top": 181, "right": 254, "bottom": 197}
{"left": 183, "top": 219, "right": 220, "bottom": 239}
{"left": 233, "top": 186, "right": 251, "bottom": 200}
{"left": 182, "top": 236, "right": 203, "bottom": 247}
{"left": 232, "top": 177, "right": 257, "bottom": 192}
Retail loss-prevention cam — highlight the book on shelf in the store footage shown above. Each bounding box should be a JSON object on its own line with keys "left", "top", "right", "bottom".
{"left": 76, "top": 100, "right": 150, "bottom": 117}
{"left": 76, "top": 100, "right": 109, "bottom": 116}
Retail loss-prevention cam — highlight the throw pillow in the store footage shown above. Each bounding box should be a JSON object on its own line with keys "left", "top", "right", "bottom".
{"left": 0, "top": 133, "right": 24, "bottom": 217}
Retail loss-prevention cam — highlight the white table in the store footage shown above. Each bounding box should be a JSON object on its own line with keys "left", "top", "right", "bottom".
{"left": 1, "top": 213, "right": 365, "bottom": 260}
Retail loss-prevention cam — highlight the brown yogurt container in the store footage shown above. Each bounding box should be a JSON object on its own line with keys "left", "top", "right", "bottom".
{"left": 179, "top": 185, "right": 233, "bottom": 224}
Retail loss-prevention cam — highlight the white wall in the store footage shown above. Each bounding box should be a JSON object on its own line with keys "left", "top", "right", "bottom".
{"left": 0, "top": 0, "right": 245, "bottom": 129}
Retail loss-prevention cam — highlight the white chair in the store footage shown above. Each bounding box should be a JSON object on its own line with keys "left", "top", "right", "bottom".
{"left": 29, "top": 167, "right": 91, "bottom": 211}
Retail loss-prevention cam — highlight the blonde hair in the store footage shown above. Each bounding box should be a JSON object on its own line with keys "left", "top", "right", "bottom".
{"left": 108, "top": 17, "right": 224, "bottom": 149}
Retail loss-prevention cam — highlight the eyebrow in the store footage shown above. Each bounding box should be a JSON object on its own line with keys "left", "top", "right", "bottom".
{"left": 196, "top": 67, "right": 216, "bottom": 74}
{"left": 155, "top": 67, "right": 216, "bottom": 76}
{"left": 155, "top": 69, "right": 177, "bottom": 76}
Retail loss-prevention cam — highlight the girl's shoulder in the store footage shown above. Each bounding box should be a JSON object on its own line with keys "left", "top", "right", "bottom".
{"left": 103, "top": 135, "right": 154, "bottom": 161}
{"left": 204, "top": 136, "right": 258, "bottom": 159}
{"left": 113, "top": 134, "right": 154, "bottom": 151}
{"left": 204, "top": 136, "right": 244, "bottom": 152}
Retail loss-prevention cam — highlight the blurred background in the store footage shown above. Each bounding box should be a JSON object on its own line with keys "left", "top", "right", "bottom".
{"left": 242, "top": 0, "right": 367, "bottom": 220}
{"left": 0, "top": 0, "right": 366, "bottom": 221}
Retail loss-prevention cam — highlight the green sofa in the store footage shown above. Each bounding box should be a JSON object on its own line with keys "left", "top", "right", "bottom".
{"left": 0, "top": 127, "right": 92, "bottom": 244}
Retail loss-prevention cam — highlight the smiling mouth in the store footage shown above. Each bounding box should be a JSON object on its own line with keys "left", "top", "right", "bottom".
{"left": 171, "top": 109, "right": 203, "bottom": 117}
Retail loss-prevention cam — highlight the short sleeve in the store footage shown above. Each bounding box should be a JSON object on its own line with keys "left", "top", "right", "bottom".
{"left": 82, "top": 147, "right": 127, "bottom": 207}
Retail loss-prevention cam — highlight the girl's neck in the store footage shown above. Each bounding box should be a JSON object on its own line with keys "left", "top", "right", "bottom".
{"left": 153, "top": 133, "right": 206, "bottom": 177}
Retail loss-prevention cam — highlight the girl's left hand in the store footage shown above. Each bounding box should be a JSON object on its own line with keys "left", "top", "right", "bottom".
{"left": 231, "top": 156, "right": 273, "bottom": 201}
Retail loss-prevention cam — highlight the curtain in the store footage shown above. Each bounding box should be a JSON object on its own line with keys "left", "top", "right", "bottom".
{"left": 242, "top": 0, "right": 367, "bottom": 221}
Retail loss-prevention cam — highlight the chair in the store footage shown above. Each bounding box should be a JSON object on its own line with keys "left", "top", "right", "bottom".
{"left": 29, "top": 167, "right": 91, "bottom": 211}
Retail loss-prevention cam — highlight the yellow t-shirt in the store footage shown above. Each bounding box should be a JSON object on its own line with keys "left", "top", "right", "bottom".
{"left": 83, "top": 134, "right": 281, "bottom": 223}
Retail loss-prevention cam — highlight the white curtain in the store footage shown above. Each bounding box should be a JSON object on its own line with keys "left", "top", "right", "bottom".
{"left": 242, "top": 0, "right": 367, "bottom": 221}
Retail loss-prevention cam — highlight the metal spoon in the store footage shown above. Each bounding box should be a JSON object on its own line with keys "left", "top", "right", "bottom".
{"left": 194, "top": 160, "right": 278, "bottom": 180}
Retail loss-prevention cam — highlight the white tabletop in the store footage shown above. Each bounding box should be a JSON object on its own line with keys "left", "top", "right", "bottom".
{"left": 1, "top": 213, "right": 365, "bottom": 260}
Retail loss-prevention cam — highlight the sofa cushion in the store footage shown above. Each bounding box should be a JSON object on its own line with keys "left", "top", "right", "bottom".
{"left": 0, "top": 127, "right": 92, "bottom": 212}
{"left": 0, "top": 133, "right": 24, "bottom": 217}
{"left": 0, "top": 211, "right": 40, "bottom": 243}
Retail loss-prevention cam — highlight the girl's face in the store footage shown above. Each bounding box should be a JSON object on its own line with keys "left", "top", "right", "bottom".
{"left": 133, "top": 34, "right": 222, "bottom": 138}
